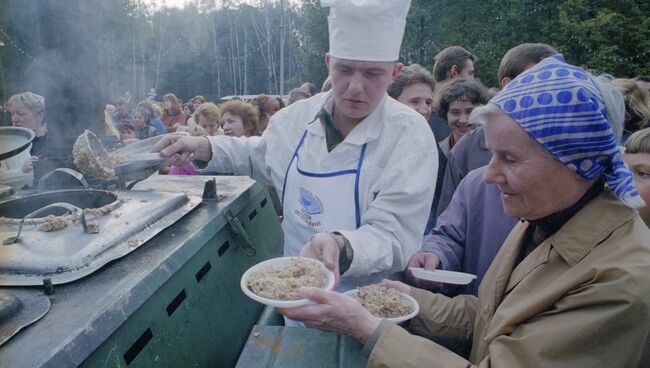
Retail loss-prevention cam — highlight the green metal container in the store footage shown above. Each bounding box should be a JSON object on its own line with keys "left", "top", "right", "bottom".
{"left": 0, "top": 176, "right": 284, "bottom": 367}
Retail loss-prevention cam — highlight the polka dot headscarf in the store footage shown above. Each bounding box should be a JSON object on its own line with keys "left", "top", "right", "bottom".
{"left": 491, "top": 54, "right": 644, "bottom": 208}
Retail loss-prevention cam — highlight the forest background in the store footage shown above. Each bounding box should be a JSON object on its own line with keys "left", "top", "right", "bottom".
{"left": 1, "top": 0, "right": 649, "bottom": 104}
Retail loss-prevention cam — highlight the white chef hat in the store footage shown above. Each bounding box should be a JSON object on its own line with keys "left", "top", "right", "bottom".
{"left": 321, "top": 0, "right": 411, "bottom": 62}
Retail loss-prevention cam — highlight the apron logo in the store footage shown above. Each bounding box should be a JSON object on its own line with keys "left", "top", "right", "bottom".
{"left": 298, "top": 187, "right": 322, "bottom": 215}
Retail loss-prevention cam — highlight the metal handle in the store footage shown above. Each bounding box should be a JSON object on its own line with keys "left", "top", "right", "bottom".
{"left": 3, "top": 202, "right": 83, "bottom": 245}
{"left": 38, "top": 168, "right": 89, "bottom": 190}
{"left": 224, "top": 209, "right": 256, "bottom": 256}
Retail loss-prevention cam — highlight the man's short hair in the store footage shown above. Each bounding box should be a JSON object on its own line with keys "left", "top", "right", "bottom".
{"left": 624, "top": 128, "right": 650, "bottom": 155}
{"left": 387, "top": 64, "right": 435, "bottom": 99}
{"left": 432, "top": 46, "right": 475, "bottom": 82}
{"left": 434, "top": 78, "right": 489, "bottom": 119}
{"left": 288, "top": 88, "right": 311, "bottom": 105}
{"left": 301, "top": 83, "right": 317, "bottom": 96}
{"left": 7, "top": 92, "right": 45, "bottom": 115}
{"left": 498, "top": 43, "right": 558, "bottom": 83}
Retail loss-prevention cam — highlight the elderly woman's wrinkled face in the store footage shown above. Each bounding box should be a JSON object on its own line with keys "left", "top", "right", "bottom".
{"left": 483, "top": 111, "right": 592, "bottom": 220}
{"left": 10, "top": 102, "right": 44, "bottom": 134}
{"left": 623, "top": 152, "right": 650, "bottom": 226}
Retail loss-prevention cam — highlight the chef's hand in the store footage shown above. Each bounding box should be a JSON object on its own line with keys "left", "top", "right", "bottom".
{"left": 21, "top": 156, "right": 38, "bottom": 173}
{"left": 153, "top": 135, "right": 212, "bottom": 167}
{"left": 300, "top": 232, "right": 342, "bottom": 288}
{"left": 405, "top": 251, "right": 442, "bottom": 289}
{"left": 277, "top": 287, "right": 380, "bottom": 344}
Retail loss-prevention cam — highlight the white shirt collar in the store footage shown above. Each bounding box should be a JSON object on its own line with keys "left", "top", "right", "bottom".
{"left": 306, "top": 90, "right": 384, "bottom": 145}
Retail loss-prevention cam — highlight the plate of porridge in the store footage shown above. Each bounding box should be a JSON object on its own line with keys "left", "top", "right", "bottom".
{"left": 241, "top": 257, "right": 336, "bottom": 308}
{"left": 344, "top": 284, "right": 419, "bottom": 323}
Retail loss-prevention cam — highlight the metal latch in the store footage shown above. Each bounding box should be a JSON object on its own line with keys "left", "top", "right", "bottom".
{"left": 224, "top": 209, "right": 256, "bottom": 256}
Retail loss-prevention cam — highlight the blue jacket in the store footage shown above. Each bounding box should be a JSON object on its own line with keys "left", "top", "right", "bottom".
{"left": 421, "top": 166, "right": 518, "bottom": 296}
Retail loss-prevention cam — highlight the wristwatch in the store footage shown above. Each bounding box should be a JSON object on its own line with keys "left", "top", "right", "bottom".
{"left": 331, "top": 231, "right": 354, "bottom": 274}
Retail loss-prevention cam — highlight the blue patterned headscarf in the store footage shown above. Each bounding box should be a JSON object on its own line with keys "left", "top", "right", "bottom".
{"left": 491, "top": 54, "right": 644, "bottom": 208}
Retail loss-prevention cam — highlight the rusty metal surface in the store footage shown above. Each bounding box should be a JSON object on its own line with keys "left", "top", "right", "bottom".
{"left": 0, "top": 188, "right": 202, "bottom": 286}
{"left": 236, "top": 326, "right": 368, "bottom": 368}
{"left": 0, "top": 289, "right": 50, "bottom": 346}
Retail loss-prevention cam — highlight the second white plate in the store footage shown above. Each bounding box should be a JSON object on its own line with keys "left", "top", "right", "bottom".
{"left": 409, "top": 268, "right": 476, "bottom": 285}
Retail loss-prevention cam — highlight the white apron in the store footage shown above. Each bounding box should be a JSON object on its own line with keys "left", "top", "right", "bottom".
{"left": 281, "top": 130, "right": 367, "bottom": 291}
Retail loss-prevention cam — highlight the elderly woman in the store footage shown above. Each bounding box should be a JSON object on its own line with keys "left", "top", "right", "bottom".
{"left": 281, "top": 55, "right": 650, "bottom": 367}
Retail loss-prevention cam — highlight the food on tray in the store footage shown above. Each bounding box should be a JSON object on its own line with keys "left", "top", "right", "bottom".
{"left": 39, "top": 215, "right": 68, "bottom": 232}
{"left": 353, "top": 285, "right": 413, "bottom": 319}
{"left": 83, "top": 202, "right": 118, "bottom": 216}
{"left": 246, "top": 258, "right": 327, "bottom": 301}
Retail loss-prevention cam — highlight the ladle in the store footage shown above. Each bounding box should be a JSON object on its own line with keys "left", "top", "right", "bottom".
{"left": 72, "top": 130, "right": 115, "bottom": 180}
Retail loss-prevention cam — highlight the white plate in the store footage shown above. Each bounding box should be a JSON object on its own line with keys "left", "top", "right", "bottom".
{"left": 409, "top": 268, "right": 476, "bottom": 285}
{"left": 343, "top": 288, "right": 419, "bottom": 323}
{"left": 240, "top": 257, "right": 335, "bottom": 308}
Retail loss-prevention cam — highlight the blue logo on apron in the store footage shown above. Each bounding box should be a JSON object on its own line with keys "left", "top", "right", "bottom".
{"left": 299, "top": 187, "right": 322, "bottom": 215}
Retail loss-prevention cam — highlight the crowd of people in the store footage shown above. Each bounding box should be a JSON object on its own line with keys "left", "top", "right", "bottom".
{"left": 2, "top": 0, "right": 650, "bottom": 366}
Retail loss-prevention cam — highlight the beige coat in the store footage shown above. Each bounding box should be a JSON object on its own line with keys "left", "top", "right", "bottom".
{"left": 369, "top": 191, "right": 650, "bottom": 368}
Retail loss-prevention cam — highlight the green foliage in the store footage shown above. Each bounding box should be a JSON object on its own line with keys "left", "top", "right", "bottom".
{"left": 554, "top": 0, "right": 650, "bottom": 77}
{"left": 298, "top": 0, "right": 329, "bottom": 90}
{"left": 1, "top": 0, "right": 649, "bottom": 103}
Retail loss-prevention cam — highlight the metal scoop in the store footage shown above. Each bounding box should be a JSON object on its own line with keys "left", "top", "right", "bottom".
{"left": 72, "top": 130, "right": 115, "bottom": 180}
{"left": 3, "top": 202, "right": 82, "bottom": 245}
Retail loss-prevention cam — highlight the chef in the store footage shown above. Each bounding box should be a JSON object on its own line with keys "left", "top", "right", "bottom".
{"left": 155, "top": 0, "right": 437, "bottom": 291}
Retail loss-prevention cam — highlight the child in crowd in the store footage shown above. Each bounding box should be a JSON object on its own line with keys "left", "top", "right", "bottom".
{"left": 133, "top": 108, "right": 160, "bottom": 140}
{"left": 623, "top": 127, "right": 650, "bottom": 227}
{"left": 194, "top": 102, "right": 223, "bottom": 136}
{"left": 119, "top": 120, "right": 137, "bottom": 141}
{"left": 168, "top": 125, "right": 208, "bottom": 176}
